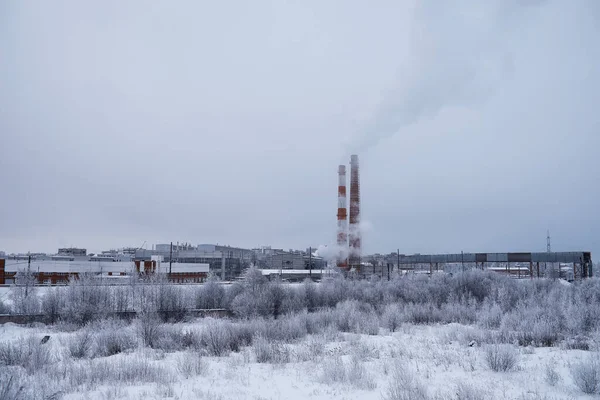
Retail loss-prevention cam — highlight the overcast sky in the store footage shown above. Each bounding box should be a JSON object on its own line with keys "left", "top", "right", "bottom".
{"left": 1, "top": 0, "right": 599, "bottom": 257}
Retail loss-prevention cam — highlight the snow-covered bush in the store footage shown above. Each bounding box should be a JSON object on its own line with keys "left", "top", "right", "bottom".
{"left": 200, "top": 319, "right": 240, "bottom": 356}
{"left": 382, "top": 303, "right": 403, "bottom": 332}
{"left": 0, "top": 368, "right": 27, "bottom": 400}
{"left": 319, "top": 354, "right": 376, "bottom": 389}
{"left": 63, "top": 274, "right": 111, "bottom": 325}
{"left": 176, "top": 351, "right": 208, "bottom": 378}
{"left": 195, "top": 275, "right": 225, "bottom": 309}
{"left": 94, "top": 326, "right": 138, "bottom": 357}
{"left": 334, "top": 300, "right": 379, "bottom": 334}
{"left": 137, "top": 312, "right": 161, "bottom": 348}
{"left": 484, "top": 344, "right": 519, "bottom": 372}
{"left": 544, "top": 362, "right": 561, "bottom": 386}
{"left": 347, "top": 355, "right": 377, "bottom": 389}
{"left": 0, "top": 336, "right": 51, "bottom": 374}
{"left": 440, "top": 295, "right": 478, "bottom": 324}
{"left": 403, "top": 303, "right": 443, "bottom": 325}
{"left": 320, "top": 356, "right": 346, "bottom": 384}
{"left": 383, "top": 365, "right": 430, "bottom": 400}
{"left": 570, "top": 356, "right": 600, "bottom": 394}
{"left": 455, "top": 382, "right": 486, "bottom": 400}
{"left": 253, "top": 336, "right": 290, "bottom": 364}
{"left": 41, "top": 288, "right": 63, "bottom": 324}
{"left": 302, "top": 278, "right": 322, "bottom": 311}
{"left": 477, "top": 300, "right": 503, "bottom": 329}
{"left": 68, "top": 329, "right": 93, "bottom": 359}
{"left": 97, "top": 356, "right": 175, "bottom": 385}
{"left": 0, "top": 299, "right": 10, "bottom": 315}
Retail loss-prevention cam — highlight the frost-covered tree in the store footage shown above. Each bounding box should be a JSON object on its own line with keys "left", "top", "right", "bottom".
{"left": 11, "top": 268, "right": 39, "bottom": 314}
{"left": 195, "top": 274, "right": 225, "bottom": 309}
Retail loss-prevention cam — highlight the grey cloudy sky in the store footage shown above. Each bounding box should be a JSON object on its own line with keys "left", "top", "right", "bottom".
{"left": 1, "top": 0, "right": 599, "bottom": 257}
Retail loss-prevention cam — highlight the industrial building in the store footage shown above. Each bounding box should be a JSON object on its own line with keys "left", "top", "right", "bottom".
{"left": 135, "top": 244, "right": 252, "bottom": 281}
{"left": 0, "top": 257, "right": 208, "bottom": 285}
{"left": 361, "top": 251, "right": 593, "bottom": 280}
{"left": 58, "top": 247, "right": 87, "bottom": 257}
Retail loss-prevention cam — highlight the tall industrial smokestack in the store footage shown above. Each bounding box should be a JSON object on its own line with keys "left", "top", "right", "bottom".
{"left": 349, "top": 155, "right": 361, "bottom": 271}
{"left": 337, "top": 165, "right": 348, "bottom": 269}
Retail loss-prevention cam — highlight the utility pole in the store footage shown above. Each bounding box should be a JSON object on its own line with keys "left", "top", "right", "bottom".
{"left": 387, "top": 263, "right": 390, "bottom": 281}
{"left": 397, "top": 249, "right": 400, "bottom": 275}
{"left": 547, "top": 230, "right": 551, "bottom": 253}
{"left": 461, "top": 251, "right": 465, "bottom": 272}
{"left": 309, "top": 247, "right": 312, "bottom": 279}
{"left": 26, "top": 254, "right": 31, "bottom": 296}
{"left": 169, "top": 242, "right": 173, "bottom": 275}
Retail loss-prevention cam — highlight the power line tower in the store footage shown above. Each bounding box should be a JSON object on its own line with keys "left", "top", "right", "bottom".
{"left": 546, "top": 230, "right": 551, "bottom": 253}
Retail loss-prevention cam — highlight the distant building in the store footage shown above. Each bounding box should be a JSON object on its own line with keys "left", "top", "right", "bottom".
{"left": 136, "top": 243, "right": 253, "bottom": 280}
{"left": 58, "top": 248, "right": 87, "bottom": 257}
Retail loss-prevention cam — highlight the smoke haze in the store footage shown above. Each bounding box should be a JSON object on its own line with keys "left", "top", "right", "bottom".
{"left": 348, "top": 0, "right": 548, "bottom": 153}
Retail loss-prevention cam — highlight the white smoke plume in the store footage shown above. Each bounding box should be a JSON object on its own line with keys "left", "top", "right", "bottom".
{"left": 347, "top": 0, "right": 547, "bottom": 153}
{"left": 318, "top": 220, "right": 373, "bottom": 261}
{"left": 316, "top": 244, "right": 349, "bottom": 262}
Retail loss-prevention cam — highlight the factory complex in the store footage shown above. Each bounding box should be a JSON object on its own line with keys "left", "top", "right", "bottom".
{"left": 0, "top": 154, "right": 593, "bottom": 285}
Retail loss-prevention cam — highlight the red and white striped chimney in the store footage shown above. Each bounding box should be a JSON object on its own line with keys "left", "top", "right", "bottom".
{"left": 337, "top": 165, "right": 348, "bottom": 269}
{"left": 349, "top": 154, "right": 361, "bottom": 271}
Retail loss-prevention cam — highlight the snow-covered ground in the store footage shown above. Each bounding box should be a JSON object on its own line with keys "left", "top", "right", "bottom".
{"left": 1, "top": 319, "right": 597, "bottom": 400}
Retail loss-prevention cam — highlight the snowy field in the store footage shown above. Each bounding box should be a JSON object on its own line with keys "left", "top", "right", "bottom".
{"left": 1, "top": 270, "right": 599, "bottom": 399}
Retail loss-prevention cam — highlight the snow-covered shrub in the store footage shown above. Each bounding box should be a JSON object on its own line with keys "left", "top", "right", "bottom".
{"left": 383, "top": 365, "right": 430, "bottom": 400}
{"left": 10, "top": 269, "right": 39, "bottom": 315}
{"left": 251, "top": 314, "right": 308, "bottom": 343}
{"left": 404, "top": 303, "right": 443, "bottom": 325}
{"left": 302, "top": 278, "right": 322, "bottom": 311}
{"left": 137, "top": 312, "right": 161, "bottom": 348}
{"left": 195, "top": 276, "right": 225, "bottom": 310}
{"left": 63, "top": 274, "right": 111, "bottom": 325}
{"left": 41, "top": 288, "right": 64, "bottom": 324}
{"left": 68, "top": 329, "right": 93, "bottom": 359}
{"left": 199, "top": 319, "right": 246, "bottom": 356}
{"left": 0, "top": 299, "right": 10, "bottom": 315}
{"left": 500, "top": 301, "right": 563, "bottom": 347}
{"left": 347, "top": 355, "right": 377, "bottom": 389}
{"left": 484, "top": 344, "right": 519, "bottom": 372}
{"left": 96, "top": 356, "right": 174, "bottom": 384}
{"left": 293, "top": 334, "right": 325, "bottom": 362}
{"left": 477, "top": 300, "right": 503, "bottom": 329}
{"left": 441, "top": 295, "right": 478, "bottom": 324}
{"left": 320, "top": 276, "right": 350, "bottom": 307}
{"left": 320, "top": 356, "right": 346, "bottom": 384}
{"left": 94, "top": 324, "right": 138, "bottom": 357}
{"left": 455, "top": 382, "right": 486, "bottom": 400}
{"left": 382, "top": 303, "right": 403, "bottom": 332}
{"left": 280, "top": 286, "right": 306, "bottom": 315}
{"left": 155, "top": 282, "right": 188, "bottom": 322}
{"left": 305, "top": 309, "right": 337, "bottom": 334}
{"left": 334, "top": 300, "right": 379, "bottom": 334}
{"left": 176, "top": 351, "right": 208, "bottom": 378}
{"left": 350, "top": 340, "right": 380, "bottom": 361}
{"left": 544, "top": 362, "right": 561, "bottom": 386}
{"left": 111, "top": 285, "right": 131, "bottom": 313}
{"left": 0, "top": 336, "right": 51, "bottom": 374}
{"left": 320, "top": 354, "right": 376, "bottom": 390}
{"left": 570, "top": 356, "right": 600, "bottom": 394}
{"left": 253, "top": 336, "right": 290, "bottom": 364}
{"left": 0, "top": 367, "right": 27, "bottom": 400}
{"left": 231, "top": 288, "right": 274, "bottom": 318}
